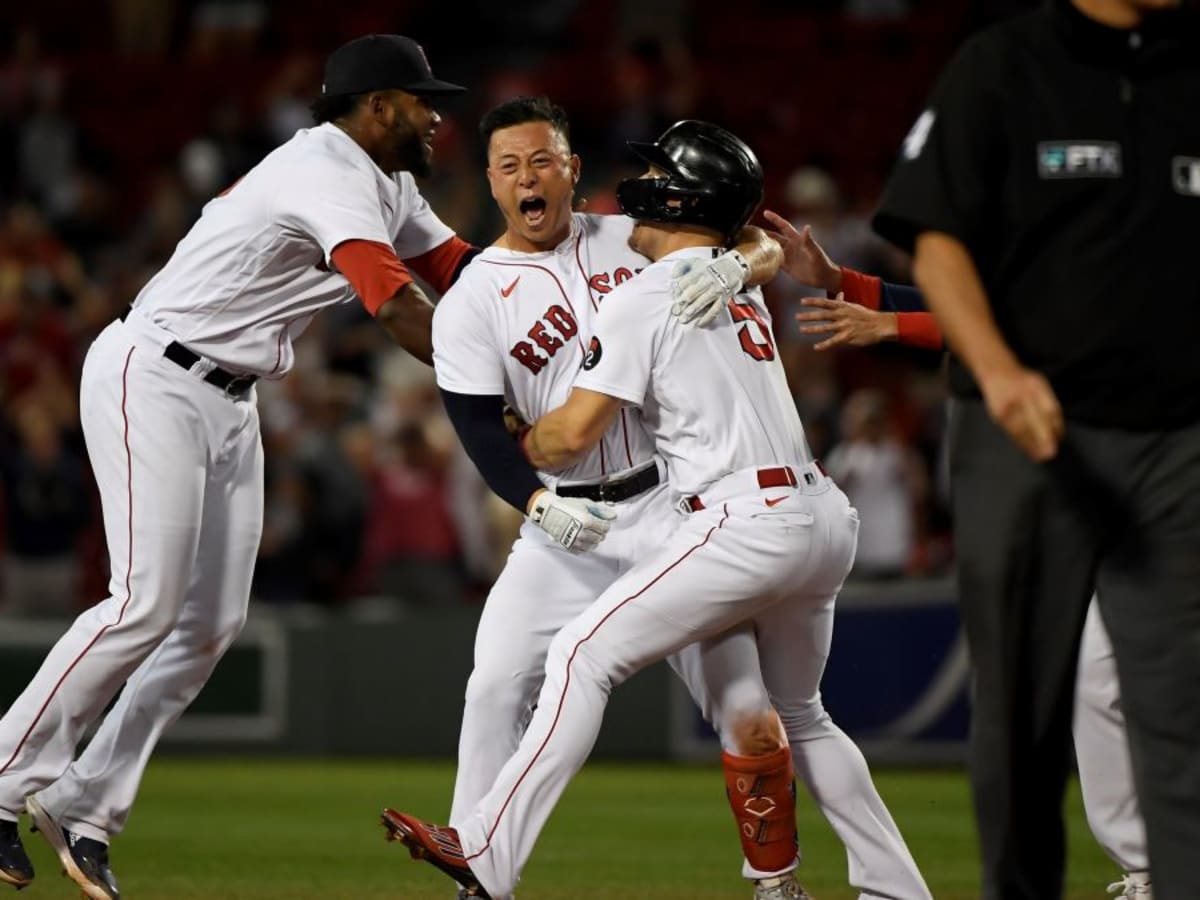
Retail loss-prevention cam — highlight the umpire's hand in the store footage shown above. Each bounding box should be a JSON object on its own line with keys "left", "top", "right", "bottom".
{"left": 979, "top": 364, "right": 1064, "bottom": 461}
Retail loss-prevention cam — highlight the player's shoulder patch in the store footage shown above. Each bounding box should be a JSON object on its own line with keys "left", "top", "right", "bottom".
{"left": 582, "top": 336, "right": 602, "bottom": 370}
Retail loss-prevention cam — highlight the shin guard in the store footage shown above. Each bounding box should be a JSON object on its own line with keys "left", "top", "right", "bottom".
{"left": 721, "top": 744, "right": 798, "bottom": 874}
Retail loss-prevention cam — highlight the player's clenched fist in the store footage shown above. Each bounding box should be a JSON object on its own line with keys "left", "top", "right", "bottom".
{"left": 528, "top": 491, "right": 617, "bottom": 551}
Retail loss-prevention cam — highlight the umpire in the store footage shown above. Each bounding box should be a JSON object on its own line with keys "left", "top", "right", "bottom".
{"left": 873, "top": 0, "right": 1200, "bottom": 898}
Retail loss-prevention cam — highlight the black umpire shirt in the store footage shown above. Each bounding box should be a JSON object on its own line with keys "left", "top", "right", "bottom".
{"left": 873, "top": 0, "right": 1200, "bottom": 430}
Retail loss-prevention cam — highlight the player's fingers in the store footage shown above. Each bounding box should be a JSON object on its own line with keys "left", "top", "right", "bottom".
{"left": 799, "top": 296, "right": 839, "bottom": 309}
{"left": 762, "top": 210, "right": 796, "bottom": 235}
{"left": 813, "top": 334, "right": 840, "bottom": 351}
{"left": 795, "top": 312, "right": 836, "bottom": 324}
{"left": 1021, "top": 404, "right": 1059, "bottom": 461}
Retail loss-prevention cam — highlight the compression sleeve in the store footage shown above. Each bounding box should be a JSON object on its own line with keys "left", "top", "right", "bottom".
{"left": 896, "top": 313, "right": 945, "bottom": 350}
{"left": 406, "top": 235, "right": 481, "bottom": 294}
{"left": 839, "top": 265, "right": 944, "bottom": 349}
{"left": 879, "top": 282, "right": 928, "bottom": 314}
{"left": 440, "top": 389, "right": 545, "bottom": 512}
{"left": 331, "top": 239, "right": 414, "bottom": 315}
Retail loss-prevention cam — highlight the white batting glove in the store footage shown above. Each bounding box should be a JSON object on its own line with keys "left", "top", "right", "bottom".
{"left": 529, "top": 491, "right": 617, "bottom": 552}
{"left": 670, "top": 249, "right": 752, "bottom": 327}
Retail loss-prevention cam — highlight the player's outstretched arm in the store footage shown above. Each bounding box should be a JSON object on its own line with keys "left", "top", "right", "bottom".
{"left": 796, "top": 293, "right": 901, "bottom": 351}
{"left": 523, "top": 388, "right": 623, "bottom": 471}
{"left": 670, "top": 226, "right": 783, "bottom": 327}
{"left": 762, "top": 209, "right": 842, "bottom": 293}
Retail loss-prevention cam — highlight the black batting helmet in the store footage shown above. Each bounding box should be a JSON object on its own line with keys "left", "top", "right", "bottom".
{"left": 616, "top": 120, "right": 764, "bottom": 242}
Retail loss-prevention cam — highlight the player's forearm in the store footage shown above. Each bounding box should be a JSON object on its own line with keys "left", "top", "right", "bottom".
{"left": 439, "top": 389, "right": 545, "bottom": 513}
{"left": 524, "top": 407, "right": 593, "bottom": 471}
{"left": 376, "top": 284, "right": 435, "bottom": 365}
{"left": 912, "top": 232, "right": 1019, "bottom": 379}
{"left": 732, "top": 226, "right": 783, "bottom": 287}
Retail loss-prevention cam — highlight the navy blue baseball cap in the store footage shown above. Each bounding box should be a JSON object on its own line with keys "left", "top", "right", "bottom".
{"left": 322, "top": 35, "right": 465, "bottom": 97}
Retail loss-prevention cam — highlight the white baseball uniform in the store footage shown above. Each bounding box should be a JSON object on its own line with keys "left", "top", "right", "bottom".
{"left": 1075, "top": 597, "right": 1148, "bottom": 876}
{"left": 453, "top": 248, "right": 930, "bottom": 900}
{"left": 0, "top": 122, "right": 454, "bottom": 841}
{"left": 433, "top": 212, "right": 682, "bottom": 829}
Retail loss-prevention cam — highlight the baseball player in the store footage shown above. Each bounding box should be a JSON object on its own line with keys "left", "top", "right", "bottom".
{"left": 421, "top": 98, "right": 929, "bottom": 900}
{"left": 382, "top": 120, "right": 929, "bottom": 900}
{"left": 768, "top": 212, "right": 1151, "bottom": 898}
{"left": 427, "top": 96, "right": 791, "bottom": 900}
{"left": 0, "top": 35, "right": 475, "bottom": 900}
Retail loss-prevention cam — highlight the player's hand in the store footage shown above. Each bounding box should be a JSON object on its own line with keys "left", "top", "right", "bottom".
{"left": 502, "top": 403, "right": 530, "bottom": 441}
{"left": 795, "top": 294, "right": 898, "bottom": 351}
{"left": 670, "top": 250, "right": 751, "bottom": 327}
{"left": 978, "top": 365, "right": 1064, "bottom": 462}
{"left": 528, "top": 490, "right": 617, "bottom": 552}
{"left": 762, "top": 210, "right": 841, "bottom": 293}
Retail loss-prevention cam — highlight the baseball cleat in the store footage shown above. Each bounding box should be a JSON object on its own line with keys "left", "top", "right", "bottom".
{"left": 380, "top": 809, "right": 490, "bottom": 898}
{"left": 1107, "top": 871, "right": 1153, "bottom": 897}
{"left": 753, "top": 873, "right": 812, "bottom": 899}
{"left": 26, "top": 797, "right": 119, "bottom": 900}
{"left": 0, "top": 818, "right": 33, "bottom": 890}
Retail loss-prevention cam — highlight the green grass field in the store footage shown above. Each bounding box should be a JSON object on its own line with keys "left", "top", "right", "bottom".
{"left": 14, "top": 760, "right": 1116, "bottom": 899}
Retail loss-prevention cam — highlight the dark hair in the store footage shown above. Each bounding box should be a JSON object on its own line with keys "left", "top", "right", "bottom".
{"left": 309, "top": 92, "right": 366, "bottom": 125}
{"left": 479, "top": 96, "right": 570, "bottom": 149}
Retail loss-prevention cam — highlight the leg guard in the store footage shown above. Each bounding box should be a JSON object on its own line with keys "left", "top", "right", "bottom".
{"left": 722, "top": 744, "right": 798, "bottom": 875}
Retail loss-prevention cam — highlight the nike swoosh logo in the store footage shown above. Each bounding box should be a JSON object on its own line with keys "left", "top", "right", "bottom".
{"left": 500, "top": 276, "right": 521, "bottom": 298}
{"left": 764, "top": 495, "right": 788, "bottom": 508}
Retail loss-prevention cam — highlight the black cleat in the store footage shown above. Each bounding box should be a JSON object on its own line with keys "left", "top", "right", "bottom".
{"left": 0, "top": 819, "right": 33, "bottom": 890}
{"left": 26, "top": 797, "right": 119, "bottom": 900}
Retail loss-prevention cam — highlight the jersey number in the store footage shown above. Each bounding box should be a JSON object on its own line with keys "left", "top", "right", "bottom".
{"left": 729, "top": 300, "right": 775, "bottom": 362}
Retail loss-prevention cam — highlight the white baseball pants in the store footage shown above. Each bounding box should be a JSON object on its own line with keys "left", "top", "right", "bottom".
{"left": 454, "top": 470, "right": 861, "bottom": 899}
{"left": 1075, "top": 598, "right": 1148, "bottom": 874}
{"left": 0, "top": 315, "right": 262, "bottom": 841}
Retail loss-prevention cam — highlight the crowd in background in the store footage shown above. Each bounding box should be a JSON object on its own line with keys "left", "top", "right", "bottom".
{"left": 0, "top": 0, "right": 1036, "bottom": 615}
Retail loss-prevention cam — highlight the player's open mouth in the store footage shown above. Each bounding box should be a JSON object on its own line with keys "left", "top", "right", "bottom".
{"left": 519, "top": 197, "right": 547, "bottom": 227}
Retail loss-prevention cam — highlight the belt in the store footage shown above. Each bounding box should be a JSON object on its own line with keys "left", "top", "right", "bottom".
{"left": 119, "top": 308, "right": 258, "bottom": 398}
{"left": 684, "top": 463, "right": 827, "bottom": 512}
{"left": 556, "top": 463, "right": 660, "bottom": 503}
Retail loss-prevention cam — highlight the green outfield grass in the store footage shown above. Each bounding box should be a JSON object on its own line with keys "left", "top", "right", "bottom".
{"left": 15, "top": 759, "right": 1115, "bottom": 899}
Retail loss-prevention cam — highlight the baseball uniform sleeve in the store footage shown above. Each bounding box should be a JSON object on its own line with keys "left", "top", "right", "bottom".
{"left": 432, "top": 279, "right": 506, "bottom": 395}
{"left": 393, "top": 173, "right": 456, "bottom": 260}
{"left": 873, "top": 35, "right": 1006, "bottom": 257}
{"left": 277, "top": 158, "right": 394, "bottom": 264}
{"left": 574, "top": 282, "right": 658, "bottom": 407}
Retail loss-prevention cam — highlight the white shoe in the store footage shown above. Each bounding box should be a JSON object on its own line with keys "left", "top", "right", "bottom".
{"left": 1107, "top": 871, "right": 1152, "bottom": 898}
{"left": 753, "top": 874, "right": 812, "bottom": 899}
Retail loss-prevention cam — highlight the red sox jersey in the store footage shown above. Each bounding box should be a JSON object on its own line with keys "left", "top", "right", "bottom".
{"left": 574, "top": 247, "right": 814, "bottom": 498}
{"left": 130, "top": 122, "right": 454, "bottom": 377}
{"left": 432, "top": 212, "right": 654, "bottom": 488}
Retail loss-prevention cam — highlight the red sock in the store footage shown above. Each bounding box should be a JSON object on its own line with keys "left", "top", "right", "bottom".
{"left": 721, "top": 744, "right": 798, "bottom": 873}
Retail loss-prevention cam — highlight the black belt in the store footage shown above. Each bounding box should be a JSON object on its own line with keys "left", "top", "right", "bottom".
{"left": 119, "top": 308, "right": 257, "bottom": 398}
{"left": 556, "top": 464, "right": 660, "bottom": 503}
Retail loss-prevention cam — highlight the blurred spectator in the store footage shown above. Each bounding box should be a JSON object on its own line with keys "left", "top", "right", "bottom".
{"left": 0, "top": 405, "right": 90, "bottom": 615}
{"left": 110, "top": 0, "right": 176, "bottom": 56}
{"left": 260, "top": 56, "right": 320, "bottom": 148}
{"left": 18, "top": 71, "right": 77, "bottom": 205}
{"left": 351, "top": 422, "right": 463, "bottom": 605}
{"left": 607, "top": 36, "right": 697, "bottom": 155}
{"left": 187, "top": 0, "right": 268, "bottom": 58}
{"left": 825, "top": 389, "right": 927, "bottom": 579}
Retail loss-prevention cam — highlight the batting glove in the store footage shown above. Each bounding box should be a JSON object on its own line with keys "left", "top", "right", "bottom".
{"left": 670, "top": 249, "right": 752, "bottom": 327}
{"left": 529, "top": 491, "right": 617, "bottom": 552}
